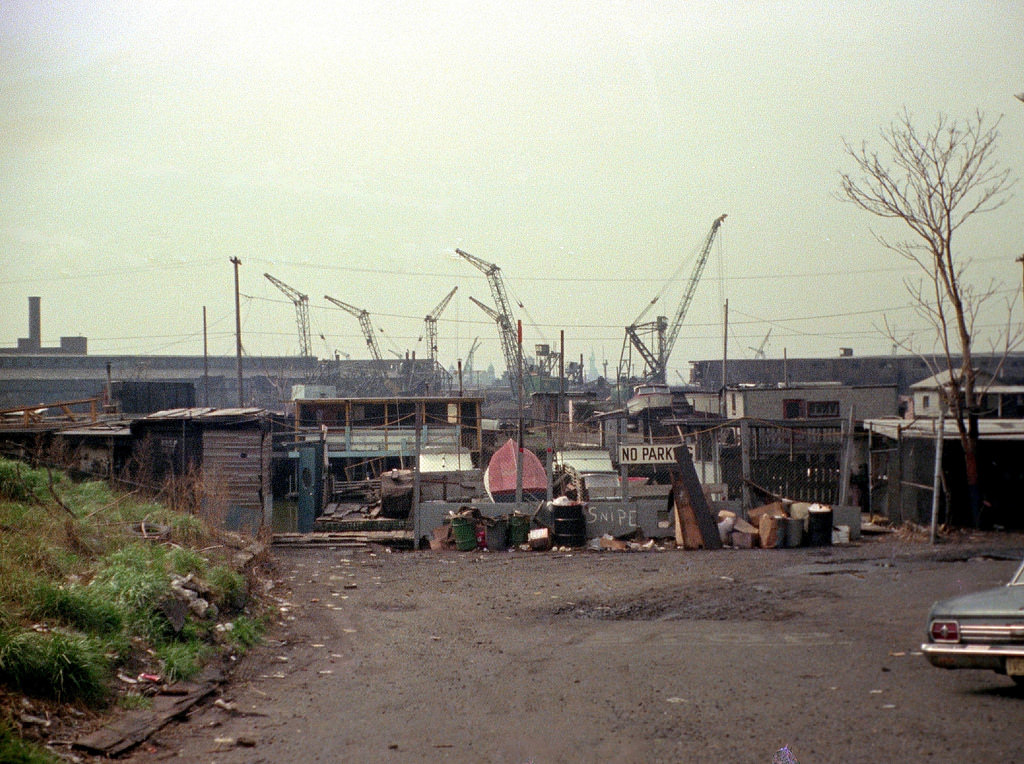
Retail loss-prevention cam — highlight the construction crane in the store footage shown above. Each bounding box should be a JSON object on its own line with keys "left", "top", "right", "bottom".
{"left": 456, "top": 249, "right": 523, "bottom": 395}
{"left": 464, "top": 337, "right": 481, "bottom": 374}
{"left": 424, "top": 286, "right": 458, "bottom": 369}
{"left": 323, "top": 295, "right": 383, "bottom": 362}
{"left": 264, "top": 273, "right": 312, "bottom": 357}
{"left": 618, "top": 214, "right": 727, "bottom": 385}
{"left": 749, "top": 328, "right": 772, "bottom": 359}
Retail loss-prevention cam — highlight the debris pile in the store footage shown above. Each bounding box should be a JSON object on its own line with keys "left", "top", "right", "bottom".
{"left": 716, "top": 501, "right": 860, "bottom": 549}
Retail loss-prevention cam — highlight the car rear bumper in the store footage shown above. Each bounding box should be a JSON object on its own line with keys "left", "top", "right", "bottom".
{"left": 921, "top": 642, "right": 1024, "bottom": 672}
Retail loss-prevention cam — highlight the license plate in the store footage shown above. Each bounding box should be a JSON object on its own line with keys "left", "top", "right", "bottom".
{"left": 1006, "top": 657, "right": 1024, "bottom": 676}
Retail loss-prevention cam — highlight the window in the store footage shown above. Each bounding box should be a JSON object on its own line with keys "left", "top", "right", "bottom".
{"left": 782, "top": 399, "right": 804, "bottom": 419}
{"left": 922, "top": 394, "right": 931, "bottom": 409}
{"left": 807, "top": 400, "right": 840, "bottom": 418}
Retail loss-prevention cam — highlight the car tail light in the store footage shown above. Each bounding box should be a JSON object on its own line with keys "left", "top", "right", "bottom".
{"left": 931, "top": 620, "right": 960, "bottom": 643}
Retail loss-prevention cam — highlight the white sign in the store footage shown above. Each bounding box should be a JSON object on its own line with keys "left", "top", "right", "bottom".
{"left": 618, "top": 444, "right": 680, "bottom": 464}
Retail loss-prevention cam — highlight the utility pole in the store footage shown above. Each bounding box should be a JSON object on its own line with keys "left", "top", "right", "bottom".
{"left": 720, "top": 299, "right": 728, "bottom": 417}
{"left": 559, "top": 330, "right": 565, "bottom": 444}
{"left": 202, "top": 306, "right": 210, "bottom": 407}
{"left": 230, "top": 257, "right": 243, "bottom": 406}
{"left": 516, "top": 319, "right": 524, "bottom": 505}
{"left": 1017, "top": 254, "right": 1024, "bottom": 308}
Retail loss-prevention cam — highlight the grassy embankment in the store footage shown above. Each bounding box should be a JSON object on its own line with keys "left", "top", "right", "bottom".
{"left": 0, "top": 457, "right": 267, "bottom": 761}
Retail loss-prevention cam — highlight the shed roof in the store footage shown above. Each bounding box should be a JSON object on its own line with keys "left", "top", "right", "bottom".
{"left": 864, "top": 416, "right": 1024, "bottom": 441}
{"left": 139, "top": 407, "right": 265, "bottom": 421}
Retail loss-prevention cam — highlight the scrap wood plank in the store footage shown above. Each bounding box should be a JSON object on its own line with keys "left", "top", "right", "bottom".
{"left": 671, "top": 445, "right": 723, "bottom": 550}
{"left": 673, "top": 497, "right": 704, "bottom": 550}
{"left": 74, "top": 666, "right": 223, "bottom": 756}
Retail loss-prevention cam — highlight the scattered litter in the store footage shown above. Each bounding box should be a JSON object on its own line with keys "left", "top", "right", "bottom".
{"left": 318, "top": 670, "right": 333, "bottom": 675}
{"left": 665, "top": 697, "right": 688, "bottom": 704}
{"left": 888, "top": 651, "right": 905, "bottom": 657}
{"left": 213, "top": 699, "right": 236, "bottom": 712}
{"left": 19, "top": 714, "right": 50, "bottom": 728}
{"left": 869, "top": 689, "right": 883, "bottom": 694}
{"left": 882, "top": 704, "right": 896, "bottom": 709}
{"left": 773, "top": 745, "right": 799, "bottom": 764}
{"left": 311, "top": 643, "right": 325, "bottom": 648}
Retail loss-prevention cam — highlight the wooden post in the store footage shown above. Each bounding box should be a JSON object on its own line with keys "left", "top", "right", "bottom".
{"left": 412, "top": 406, "right": 423, "bottom": 549}
{"left": 930, "top": 407, "right": 944, "bottom": 544}
{"left": 740, "top": 418, "right": 752, "bottom": 512}
{"left": 838, "top": 406, "right": 854, "bottom": 506}
{"left": 894, "top": 424, "right": 904, "bottom": 525}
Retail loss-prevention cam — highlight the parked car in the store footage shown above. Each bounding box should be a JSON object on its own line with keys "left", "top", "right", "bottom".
{"left": 922, "top": 558, "right": 1024, "bottom": 684}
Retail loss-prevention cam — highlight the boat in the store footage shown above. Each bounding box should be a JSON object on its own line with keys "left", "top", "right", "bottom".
{"left": 483, "top": 438, "right": 547, "bottom": 502}
{"left": 625, "top": 383, "right": 673, "bottom": 415}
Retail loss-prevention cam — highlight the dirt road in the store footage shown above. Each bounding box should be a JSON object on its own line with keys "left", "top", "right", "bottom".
{"left": 126, "top": 536, "right": 1024, "bottom": 763}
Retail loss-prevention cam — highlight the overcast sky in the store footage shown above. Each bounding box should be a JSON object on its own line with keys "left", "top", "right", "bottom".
{"left": 2, "top": 1, "right": 1023, "bottom": 379}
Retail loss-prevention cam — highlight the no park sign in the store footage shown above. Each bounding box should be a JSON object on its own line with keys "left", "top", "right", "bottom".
{"left": 618, "top": 444, "right": 686, "bottom": 464}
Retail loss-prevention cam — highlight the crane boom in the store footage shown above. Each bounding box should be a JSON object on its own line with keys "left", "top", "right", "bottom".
{"left": 468, "top": 295, "right": 500, "bottom": 322}
{"left": 661, "top": 214, "right": 727, "bottom": 368}
{"left": 618, "top": 215, "right": 726, "bottom": 385}
{"left": 464, "top": 337, "right": 481, "bottom": 373}
{"left": 456, "top": 249, "right": 522, "bottom": 395}
{"left": 264, "top": 273, "right": 313, "bottom": 357}
{"left": 424, "top": 286, "right": 458, "bottom": 367}
{"left": 324, "top": 295, "right": 383, "bottom": 362}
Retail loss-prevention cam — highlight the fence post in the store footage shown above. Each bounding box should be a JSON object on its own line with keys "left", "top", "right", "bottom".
{"left": 412, "top": 407, "right": 422, "bottom": 549}
{"left": 740, "top": 419, "right": 752, "bottom": 511}
{"left": 838, "top": 407, "right": 854, "bottom": 506}
{"left": 930, "top": 408, "right": 944, "bottom": 544}
{"left": 893, "top": 424, "right": 904, "bottom": 525}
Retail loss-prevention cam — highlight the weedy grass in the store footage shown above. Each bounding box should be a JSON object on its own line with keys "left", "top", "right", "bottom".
{"left": 155, "top": 640, "right": 209, "bottom": 683}
{"left": 0, "top": 628, "right": 108, "bottom": 703}
{"left": 0, "top": 459, "right": 47, "bottom": 504}
{"left": 117, "top": 693, "right": 154, "bottom": 711}
{"left": 208, "top": 565, "right": 247, "bottom": 609}
{"left": 0, "top": 720, "right": 58, "bottom": 763}
{"left": 225, "top": 615, "right": 264, "bottom": 656}
{"left": 0, "top": 456, "right": 264, "bottom": 726}
{"left": 28, "top": 581, "right": 123, "bottom": 635}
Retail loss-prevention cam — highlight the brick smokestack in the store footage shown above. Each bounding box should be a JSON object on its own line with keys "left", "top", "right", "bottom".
{"left": 28, "top": 296, "right": 40, "bottom": 350}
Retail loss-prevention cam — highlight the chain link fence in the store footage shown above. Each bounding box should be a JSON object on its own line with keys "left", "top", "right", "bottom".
{"left": 680, "top": 419, "right": 850, "bottom": 507}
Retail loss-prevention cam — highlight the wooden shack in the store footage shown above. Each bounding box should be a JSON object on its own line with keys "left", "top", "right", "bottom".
{"left": 130, "top": 407, "right": 270, "bottom": 534}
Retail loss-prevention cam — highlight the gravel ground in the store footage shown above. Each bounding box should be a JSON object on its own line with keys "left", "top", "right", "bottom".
{"left": 124, "top": 533, "right": 1024, "bottom": 763}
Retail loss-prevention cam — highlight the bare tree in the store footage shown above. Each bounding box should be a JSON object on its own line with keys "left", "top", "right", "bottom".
{"left": 840, "top": 109, "right": 1015, "bottom": 525}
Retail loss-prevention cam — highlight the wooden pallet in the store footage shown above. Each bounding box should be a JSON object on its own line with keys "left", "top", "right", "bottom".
{"left": 272, "top": 530, "right": 414, "bottom": 548}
